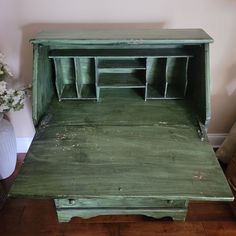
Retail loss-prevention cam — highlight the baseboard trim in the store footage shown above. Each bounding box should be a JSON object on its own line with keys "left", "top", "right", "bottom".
{"left": 16, "top": 137, "right": 33, "bottom": 153}
{"left": 16, "top": 133, "right": 227, "bottom": 153}
{"left": 207, "top": 133, "right": 227, "bottom": 148}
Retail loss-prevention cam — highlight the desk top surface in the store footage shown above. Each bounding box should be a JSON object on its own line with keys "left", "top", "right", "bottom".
{"left": 31, "top": 28, "right": 213, "bottom": 44}
{"left": 10, "top": 90, "right": 232, "bottom": 201}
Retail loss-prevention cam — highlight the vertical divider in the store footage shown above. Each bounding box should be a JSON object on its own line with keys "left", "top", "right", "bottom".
{"left": 184, "top": 57, "right": 190, "bottom": 96}
{"left": 164, "top": 57, "right": 169, "bottom": 98}
{"left": 95, "top": 57, "right": 100, "bottom": 101}
{"left": 53, "top": 58, "right": 63, "bottom": 101}
{"left": 74, "top": 57, "right": 81, "bottom": 98}
{"left": 145, "top": 57, "right": 149, "bottom": 101}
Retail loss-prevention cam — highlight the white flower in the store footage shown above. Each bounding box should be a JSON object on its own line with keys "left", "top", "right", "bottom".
{"left": 0, "top": 53, "right": 14, "bottom": 78}
{"left": 0, "top": 104, "right": 9, "bottom": 112}
{"left": 12, "top": 94, "right": 21, "bottom": 106}
{"left": 0, "top": 84, "right": 25, "bottom": 112}
{"left": 0, "top": 81, "right": 7, "bottom": 88}
{"left": 0, "top": 51, "right": 26, "bottom": 113}
{"left": 0, "top": 81, "right": 7, "bottom": 94}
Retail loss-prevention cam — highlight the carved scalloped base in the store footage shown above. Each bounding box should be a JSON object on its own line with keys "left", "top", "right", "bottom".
{"left": 56, "top": 208, "right": 187, "bottom": 223}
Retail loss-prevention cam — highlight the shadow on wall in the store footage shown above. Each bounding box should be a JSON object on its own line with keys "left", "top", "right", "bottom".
{"left": 210, "top": 64, "right": 236, "bottom": 133}
{"left": 208, "top": 9, "right": 236, "bottom": 134}
{"left": 19, "top": 22, "right": 166, "bottom": 85}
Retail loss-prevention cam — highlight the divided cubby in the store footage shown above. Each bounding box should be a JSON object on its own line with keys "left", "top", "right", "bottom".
{"left": 165, "top": 57, "right": 189, "bottom": 98}
{"left": 146, "top": 58, "right": 167, "bottom": 98}
{"left": 49, "top": 51, "right": 191, "bottom": 101}
{"left": 146, "top": 56, "right": 190, "bottom": 100}
{"left": 53, "top": 58, "right": 77, "bottom": 100}
{"left": 50, "top": 56, "right": 96, "bottom": 101}
{"left": 74, "top": 58, "right": 96, "bottom": 100}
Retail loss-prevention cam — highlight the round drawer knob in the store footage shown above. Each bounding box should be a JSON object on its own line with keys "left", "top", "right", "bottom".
{"left": 68, "top": 199, "right": 75, "bottom": 205}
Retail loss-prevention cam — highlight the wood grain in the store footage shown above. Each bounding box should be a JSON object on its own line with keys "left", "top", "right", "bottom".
{"left": 10, "top": 95, "right": 232, "bottom": 202}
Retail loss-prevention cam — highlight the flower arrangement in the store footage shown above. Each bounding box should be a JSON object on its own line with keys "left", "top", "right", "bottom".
{"left": 0, "top": 53, "right": 27, "bottom": 113}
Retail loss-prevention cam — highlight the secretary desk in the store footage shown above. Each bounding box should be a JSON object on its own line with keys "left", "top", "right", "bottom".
{"left": 10, "top": 29, "right": 233, "bottom": 222}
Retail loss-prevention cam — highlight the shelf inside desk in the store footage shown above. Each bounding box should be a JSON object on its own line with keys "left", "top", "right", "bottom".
{"left": 97, "top": 58, "right": 146, "bottom": 69}
{"left": 97, "top": 72, "right": 146, "bottom": 88}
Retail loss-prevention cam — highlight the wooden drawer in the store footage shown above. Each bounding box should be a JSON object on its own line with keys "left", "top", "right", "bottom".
{"left": 54, "top": 197, "right": 187, "bottom": 209}
{"left": 54, "top": 197, "right": 187, "bottom": 222}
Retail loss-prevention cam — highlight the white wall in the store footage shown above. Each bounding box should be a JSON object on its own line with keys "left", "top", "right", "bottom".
{"left": 1, "top": 0, "right": 236, "bottom": 144}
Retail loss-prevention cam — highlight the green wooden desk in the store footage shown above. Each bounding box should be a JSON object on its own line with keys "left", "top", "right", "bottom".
{"left": 10, "top": 29, "right": 233, "bottom": 222}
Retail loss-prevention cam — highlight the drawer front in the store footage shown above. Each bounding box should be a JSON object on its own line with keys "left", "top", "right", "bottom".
{"left": 56, "top": 208, "right": 187, "bottom": 222}
{"left": 54, "top": 197, "right": 186, "bottom": 209}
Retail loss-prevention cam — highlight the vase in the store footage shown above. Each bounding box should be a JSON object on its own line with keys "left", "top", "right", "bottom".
{"left": 0, "top": 114, "right": 17, "bottom": 179}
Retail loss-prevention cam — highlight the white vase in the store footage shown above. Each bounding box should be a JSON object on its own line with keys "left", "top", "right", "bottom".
{"left": 0, "top": 114, "right": 17, "bottom": 179}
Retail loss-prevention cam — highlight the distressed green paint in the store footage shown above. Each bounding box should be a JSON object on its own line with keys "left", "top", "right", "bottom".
{"left": 32, "top": 45, "right": 54, "bottom": 125}
{"left": 54, "top": 198, "right": 186, "bottom": 209}
{"left": 10, "top": 29, "right": 233, "bottom": 222}
{"left": 54, "top": 198, "right": 188, "bottom": 221}
{"left": 10, "top": 93, "right": 232, "bottom": 201}
{"left": 56, "top": 208, "right": 187, "bottom": 222}
{"left": 31, "top": 28, "right": 213, "bottom": 44}
{"left": 31, "top": 29, "right": 212, "bottom": 125}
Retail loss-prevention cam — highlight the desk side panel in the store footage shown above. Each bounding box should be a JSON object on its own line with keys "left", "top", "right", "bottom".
{"left": 187, "top": 44, "right": 211, "bottom": 128}
{"left": 32, "top": 44, "right": 55, "bottom": 125}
